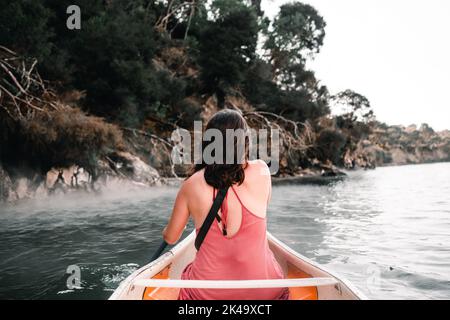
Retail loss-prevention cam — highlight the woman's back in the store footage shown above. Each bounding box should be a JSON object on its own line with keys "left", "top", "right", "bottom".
{"left": 178, "top": 160, "right": 288, "bottom": 300}
{"left": 186, "top": 160, "right": 271, "bottom": 235}
{"left": 162, "top": 109, "right": 288, "bottom": 300}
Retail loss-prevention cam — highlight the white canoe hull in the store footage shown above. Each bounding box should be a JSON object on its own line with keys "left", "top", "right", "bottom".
{"left": 110, "top": 231, "right": 366, "bottom": 300}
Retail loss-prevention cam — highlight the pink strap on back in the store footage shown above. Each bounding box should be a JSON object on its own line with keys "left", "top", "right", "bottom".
{"left": 213, "top": 187, "right": 246, "bottom": 226}
{"left": 230, "top": 186, "right": 244, "bottom": 206}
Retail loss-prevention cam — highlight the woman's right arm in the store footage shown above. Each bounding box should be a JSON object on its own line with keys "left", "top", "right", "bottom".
{"left": 162, "top": 181, "right": 191, "bottom": 245}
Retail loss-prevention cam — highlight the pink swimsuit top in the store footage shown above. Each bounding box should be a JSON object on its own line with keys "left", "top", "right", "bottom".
{"left": 178, "top": 187, "right": 288, "bottom": 300}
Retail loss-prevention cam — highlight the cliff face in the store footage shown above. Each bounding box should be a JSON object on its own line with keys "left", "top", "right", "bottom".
{"left": 0, "top": 152, "right": 161, "bottom": 203}
{"left": 357, "top": 124, "right": 450, "bottom": 167}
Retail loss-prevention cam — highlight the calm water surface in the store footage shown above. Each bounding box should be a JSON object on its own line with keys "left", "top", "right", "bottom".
{"left": 0, "top": 163, "right": 449, "bottom": 299}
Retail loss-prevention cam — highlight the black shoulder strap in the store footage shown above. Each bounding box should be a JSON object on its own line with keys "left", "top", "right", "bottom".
{"left": 195, "top": 187, "right": 229, "bottom": 251}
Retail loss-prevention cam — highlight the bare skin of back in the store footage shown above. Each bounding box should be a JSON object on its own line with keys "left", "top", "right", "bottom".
{"left": 163, "top": 160, "right": 272, "bottom": 244}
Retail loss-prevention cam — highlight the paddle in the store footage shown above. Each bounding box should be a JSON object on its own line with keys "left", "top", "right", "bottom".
{"left": 150, "top": 240, "right": 169, "bottom": 262}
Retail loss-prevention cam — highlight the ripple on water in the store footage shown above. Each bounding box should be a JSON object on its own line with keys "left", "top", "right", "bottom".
{"left": 1, "top": 163, "right": 450, "bottom": 299}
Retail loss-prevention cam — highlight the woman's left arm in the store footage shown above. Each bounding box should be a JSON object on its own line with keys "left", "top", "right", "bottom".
{"left": 162, "top": 182, "right": 190, "bottom": 245}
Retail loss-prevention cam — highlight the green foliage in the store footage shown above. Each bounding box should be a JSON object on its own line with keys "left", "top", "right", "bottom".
{"left": 243, "top": 59, "right": 330, "bottom": 122}
{"left": 316, "top": 129, "right": 347, "bottom": 164}
{"left": 170, "top": 97, "right": 203, "bottom": 129}
{"left": 0, "top": 0, "right": 53, "bottom": 63}
{"left": 0, "top": 0, "right": 331, "bottom": 126}
{"left": 53, "top": 0, "right": 170, "bottom": 124}
{"left": 243, "top": 60, "right": 281, "bottom": 108}
{"left": 210, "top": 0, "right": 252, "bottom": 20}
{"left": 197, "top": 6, "right": 259, "bottom": 100}
{"left": 332, "top": 90, "right": 374, "bottom": 144}
{"left": 265, "top": 2, "right": 326, "bottom": 75}
{"left": 0, "top": 0, "right": 188, "bottom": 126}
{"left": 267, "top": 2, "right": 326, "bottom": 57}
{"left": 0, "top": 0, "right": 378, "bottom": 171}
{"left": 332, "top": 90, "right": 374, "bottom": 123}
{"left": 240, "top": 2, "right": 329, "bottom": 123}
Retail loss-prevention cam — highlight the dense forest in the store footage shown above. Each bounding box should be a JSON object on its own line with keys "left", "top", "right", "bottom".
{"left": 1, "top": 0, "right": 449, "bottom": 202}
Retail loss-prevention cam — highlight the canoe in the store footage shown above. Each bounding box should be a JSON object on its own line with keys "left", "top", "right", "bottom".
{"left": 109, "top": 231, "right": 366, "bottom": 300}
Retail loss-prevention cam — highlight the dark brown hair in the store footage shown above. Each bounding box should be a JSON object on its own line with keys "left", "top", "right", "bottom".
{"left": 189, "top": 109, "right": 249, "bottom": 189}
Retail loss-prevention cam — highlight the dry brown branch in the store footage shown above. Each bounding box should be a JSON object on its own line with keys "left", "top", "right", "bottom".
{"left": 256, "top": 111, "right": 301, "bottom": 136}
{"left": 0, "top": 46, "right": 62, "bottom": 122}
{"left": 122, "top": 127, "right": 173, "bottom": 148}
{"left": 155, "top": 1, "right": 196, "bottom": 34}
{"left": 0, "top": 61, "right": 27, "bottom": 96}
{"left": 243, "top": 111, "right": 315, "bottom": 153}
{"left": 184, "top": 0, "right": 196, "bottom": 39}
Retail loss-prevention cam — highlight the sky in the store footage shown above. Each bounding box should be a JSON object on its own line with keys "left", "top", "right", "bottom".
{"left": 262, "top": 0, "right": 450, "bottom": 131}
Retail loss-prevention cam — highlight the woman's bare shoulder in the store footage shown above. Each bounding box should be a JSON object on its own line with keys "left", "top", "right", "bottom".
{"left": 246, "top": 159, "right": 271, "bottom": 177}
{"left": 182, "top": 169, "right": 206, "bottom": 191}
{"left": 185, "top": 169, "right": 204, "bottom": 182}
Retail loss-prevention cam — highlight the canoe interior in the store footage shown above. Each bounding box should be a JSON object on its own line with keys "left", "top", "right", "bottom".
{"left": 111, "top": 232, "right": 363, "bottom": 300}
{"left": 143, "top": 262, "right": 318, "bottom": 300}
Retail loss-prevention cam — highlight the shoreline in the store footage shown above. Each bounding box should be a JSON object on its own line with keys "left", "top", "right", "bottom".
{"left": 375, "top": 159, "right": 450, "bottom": 168}
{"left": 272, "top": 174, "right": 346, "bottom": 186}
{"left": 145, "top": 160, "right": 450, "bottom": 188}
{"left": 2, "top": 161, "right": 449, "bottom": 205}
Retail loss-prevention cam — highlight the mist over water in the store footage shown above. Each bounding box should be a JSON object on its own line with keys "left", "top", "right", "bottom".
{"left": 0, "top": 163, "right": 449, "bottom": 299}
{"left": 0, "top": 186, "right": 179, "bottom": 299}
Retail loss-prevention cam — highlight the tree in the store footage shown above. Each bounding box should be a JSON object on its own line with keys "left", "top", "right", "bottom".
{"left": 243, "top": 59, "right": 282, "bottom": 109}
{"left": 66, "top": 1, "right": 159, "bottom": 119}
{"left": 154, "top": 0, "right": 208, "bottom": 40}
{"left": 331, "top": 90, "right": 375, "bottom": 124}
{"left": 0, "top": 0, "right": 190, "bottom": 126}
{"left": 0, "top": 0, "right": 54, "bottom": 64}
{"left": 316, "top": 129, "right": 347, "bottom": 165}
{"left": 264, "top": 2, "right": 326, "bottom": 79}
{"left": 197, "top": 6, "right": 259, "bottom": 103}
{"left": 331, "top": 90, "right": 375, "bottom": 151}
{"left": 256, "top": 1, "right": 328, "bottom": 123}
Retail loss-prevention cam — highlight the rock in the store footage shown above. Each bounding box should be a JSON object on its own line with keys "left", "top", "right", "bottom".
{"left": 115, "top": 152, "right": 160, "bottom": 186}
{"left": 46, "top": 166, "right": 90, "bottom": 194}
{"left": 0, "top": 165, "right": 51, "bottom": 202}
{"left": 46, "top": 167, "right": 81, "bottom": 189}
{"left": 0, "top": 165, "right": 17, "bottom": 202}
{"left": 321, "top": 168, "right": 346, "bottom": 177}
{"left": 1, "top": 149, "right": 161, "bottom": 203}
{"left": 14, "top": 178, "right": 33, "bottom": 199}
{"left": 364, "top": 123, "right": 450, "bottom": 166}
{"left": 34, "top": 182, "right": 49, "bottom": 198}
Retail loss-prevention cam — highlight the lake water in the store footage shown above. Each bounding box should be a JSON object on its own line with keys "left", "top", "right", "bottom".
{"left": 0, "top": 163, "right": 449, "bottom": 299}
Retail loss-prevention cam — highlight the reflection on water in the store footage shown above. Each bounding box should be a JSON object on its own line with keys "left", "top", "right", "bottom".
{"left": 0, "top": 163, "right": 449, "bottom": 299}
{"left": 269, "top": 163, "right": 450, "bottom": 299}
